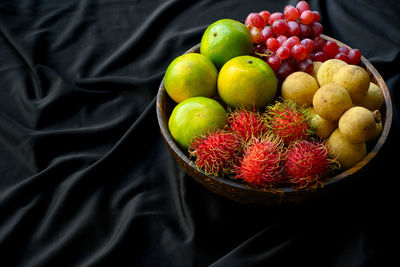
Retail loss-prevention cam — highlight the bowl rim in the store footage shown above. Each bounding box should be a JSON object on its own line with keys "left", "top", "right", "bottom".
{"left": 156, "top": 34, "right": 393, "bottom": 195}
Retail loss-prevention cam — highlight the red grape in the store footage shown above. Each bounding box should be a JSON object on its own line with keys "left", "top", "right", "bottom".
{"left": 300, "top": 24, "right": 312, "bottom": 38}
{"left": 259, "top": 10, "right": 271, "bottom": 24}
{"left": 254, "top": 43, "right": 268, "bottom": 54}
{"left": 276, "top": 35, "right": 288, "bottom": 45}
{"left": 335, "top": 53, "right": 350, "bottom": 63}
{"left": 287, "top": 21, "right": 300, "bottom": 36}
{"left": 284, "top": 5, "right": 299, "bottom": 21}
{"left": 267, "top": 55, "right": 281, "bottom": 73}
{"left": 246, "top": 13, "right": 265, "bottom": 29}
{"left": 250, "top": 27, "right": 262, "bottom": 43}
{"left": 272, "top": 19, "right": 289, "bottom": 35}
{"left": 312, "top": 11, "right": 321, "bottom": 22}
{"left": 338, "top": 46, "right": 350, "bottom": 55}
{"left": 291, "top": 44, "right": 308, "bottom": 61}
{"left": 278, "top": 60, "right": 296, "bottom": 80}
{"left": 313, "top": 36, "right": 325, "bottom": 51}
{"left": 300, "top": 10, "right": 314, "bottom": 25}
{"left": 245, "top": 13, "right": 256, "bottom": 28}
{"left": 310, "top": 22, "right": 323, "bottom": 37}
{"left": 300, "top": 38, "right": 314, "bottom": 54}
{"left": 296, "top": 1, "right": 310, "bottom": 14}
{"left": 260, "top": 26, "right": 274, "bottom": 42}
{"left": 267, "top": 37, "right": 280, "bottom": 52}
{"left": 297, "top": 58, "right": 314, "bottom": 73}
{"left": 268, "top": 12, "right": 284, "bottom": 25}
{"left": 253, "top": 13, "right": 266, "bottom": 28}
{"left": 348, "top": 48, "right": 362, "bottom": 64}
{"left": 312, "top": 51, "right": 328, "bottom": 62}
{"left": 324, "top": 40, "right": 339, "bottom": 58}
{"left": 276, "top": 46, "right": 290, "bottom": 60}
{"left": 282, "top": 36, "right": 300, "bottom": 49}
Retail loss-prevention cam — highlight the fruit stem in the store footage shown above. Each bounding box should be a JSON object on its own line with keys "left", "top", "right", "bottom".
{"left": 254, "top": 51, "right": 272, "bottom": 58}
{"left": 373, "top": 110, "right": 381, "bottom": 123}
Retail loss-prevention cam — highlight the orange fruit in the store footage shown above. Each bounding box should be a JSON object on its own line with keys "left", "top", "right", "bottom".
{"left": 217, "top": 55, "right": 278, "bottom": 108}
{"left": 168, "top": 97, "right": 227, "bottom": 149}
{"left": 200, "top": 19, "right": 253, "bottom": 69}
{"left": 164, "top": 53, "right": 218, "bottom": 103}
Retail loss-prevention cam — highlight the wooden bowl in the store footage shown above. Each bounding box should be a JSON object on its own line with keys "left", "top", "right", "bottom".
{"left": 156, "top": 35, "right": 393, "bottom": 205}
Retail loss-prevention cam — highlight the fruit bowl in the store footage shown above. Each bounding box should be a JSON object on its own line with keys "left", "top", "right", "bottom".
{"left": 156, "top": 35, "right": 393, "bottom": 205}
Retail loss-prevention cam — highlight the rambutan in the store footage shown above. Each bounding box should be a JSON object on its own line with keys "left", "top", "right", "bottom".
{"left": 227, "top": 108, "right": 268, "bottom": 144}
{"left": 234, "top": 134, "right": 284, "bottom": 187}
{"left": 264, "top": 100, "right": 312, "bottom": 145}
{"left": 283, "top": 139, "right": 336, "bottom": 190}
{"left": 189, "top": 130, "right": 241, "bottom": 176}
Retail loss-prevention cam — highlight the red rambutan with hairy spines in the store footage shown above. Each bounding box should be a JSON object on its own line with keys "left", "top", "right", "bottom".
{"left": 283, "top": 139, "right": 337, "bottom": 190}
{"left": 188, "top": 129, "right": 242, "bottom": 176}
{"left": 234, "top": 134, "right": 284, "bottom": 188}
{"left": 227, "top": 108, "right": 269, "bottom": 144}
{"left": 264, "top": 100, "right": 312, "bottom": 145}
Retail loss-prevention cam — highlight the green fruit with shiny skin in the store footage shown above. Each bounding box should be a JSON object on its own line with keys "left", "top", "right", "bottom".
{"left": 200, "top": 19, "right": 253, "bottom": 69}
{"left": 164, "top": 53, "right": 218, "bottom": 103}
{"left": 168, "top": 97, "right": 227, "bottom": 149}
{"left": 217, "top": 55, "right": 277, "bottom": 108}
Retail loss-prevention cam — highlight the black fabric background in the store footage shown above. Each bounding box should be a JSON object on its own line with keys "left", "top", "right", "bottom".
{"left": 1, "top": 0, "right": 399, "bottom": 266}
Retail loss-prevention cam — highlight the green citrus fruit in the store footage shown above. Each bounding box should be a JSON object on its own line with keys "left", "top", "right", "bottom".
{"left": 168, "top": 97, "right": 227, "bottom": 149}
{"left": 200, "top": 19, "right": 253, "bottom": 69}
{"left": 217, "top": 55, "right": 278, "bottom": 108}
{"left": 164, "top": 53, "right": 218, "bottom": 103}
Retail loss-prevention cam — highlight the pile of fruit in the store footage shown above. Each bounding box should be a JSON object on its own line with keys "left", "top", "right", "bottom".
{"left": 188, "top": 102, "right": 339, "bottom": 190}
{"left": 164, "top": 1, "right": 384, "bottom": 191}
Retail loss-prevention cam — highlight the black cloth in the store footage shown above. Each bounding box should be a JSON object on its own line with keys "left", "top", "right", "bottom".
{"left": 1, "top": 0, "right": 399, "bottom": 266}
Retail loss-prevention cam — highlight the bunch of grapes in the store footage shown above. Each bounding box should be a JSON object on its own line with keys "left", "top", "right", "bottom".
{"left": 245, "top": 1, "right": 362, "bottom": 81}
